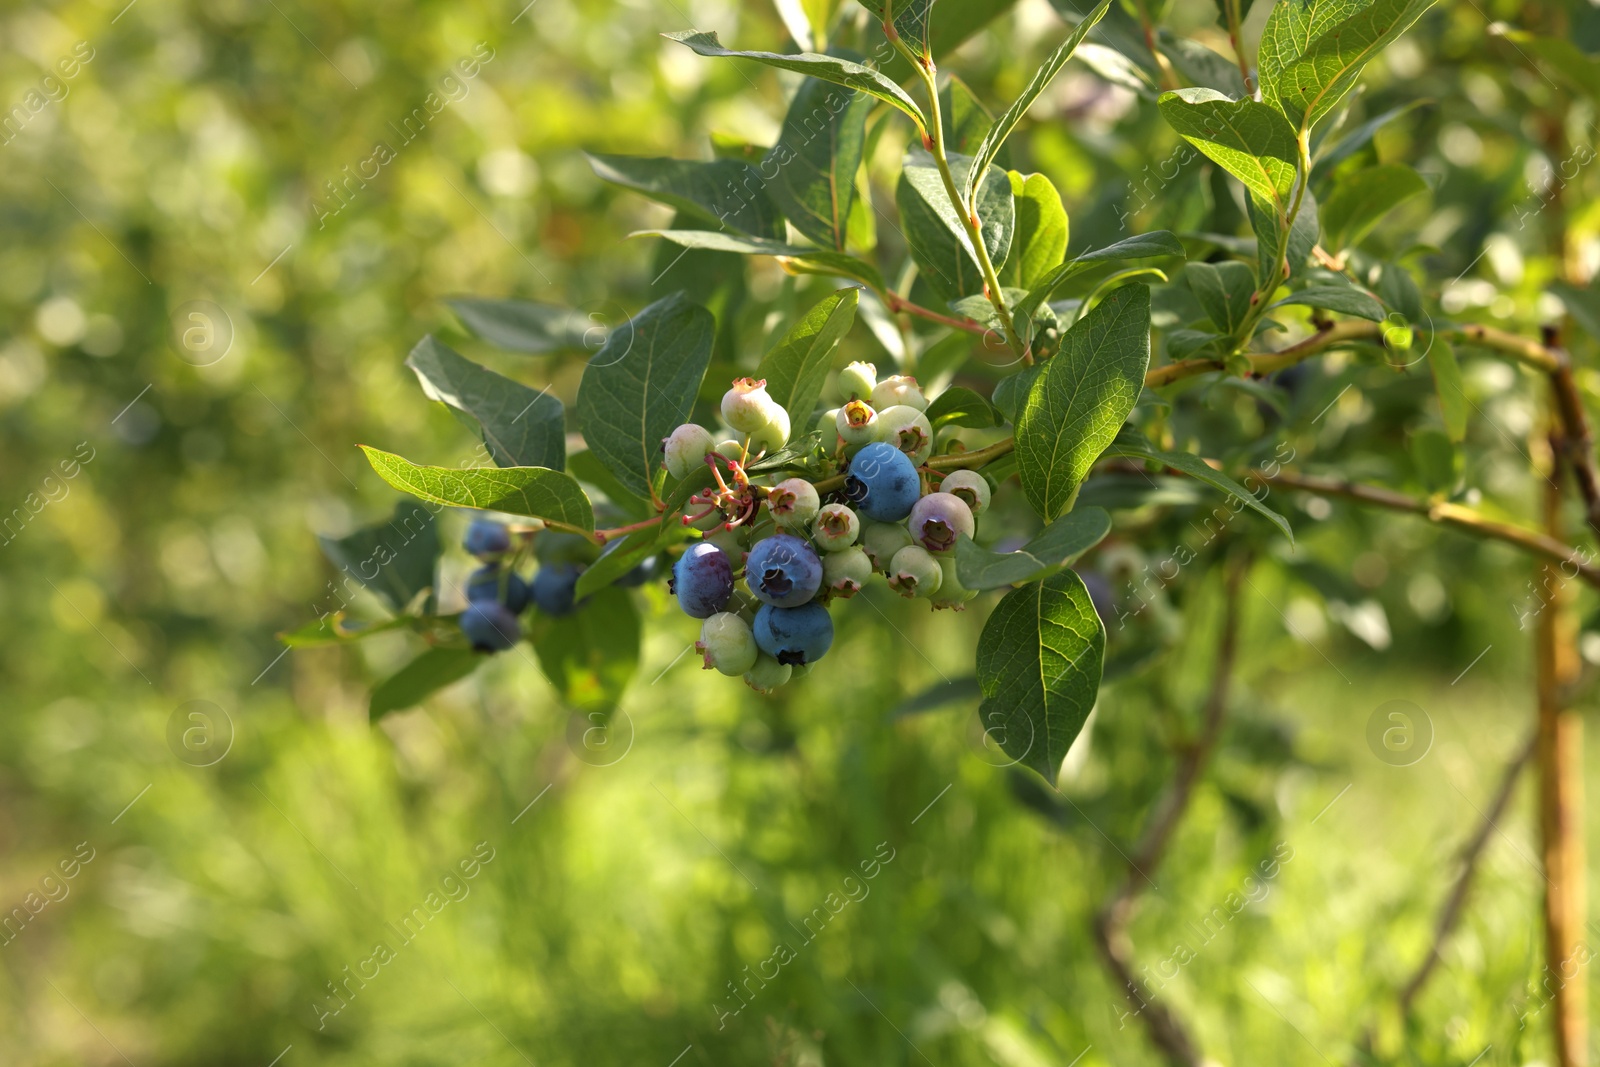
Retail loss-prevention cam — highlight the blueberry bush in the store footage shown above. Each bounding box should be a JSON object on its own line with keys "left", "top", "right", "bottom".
{"left": 265, "top": 0, "right": 1600, "bottom": 1061}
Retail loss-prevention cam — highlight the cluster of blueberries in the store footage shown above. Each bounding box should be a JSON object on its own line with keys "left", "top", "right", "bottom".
{"left": 667, "top": 364, "right": 989, "bottom": 693}
{"left": 457, "top": 518, "right": 656, "bottom": 651}
{"left": 453, "top": 364, "right": 991, "bottom": 693}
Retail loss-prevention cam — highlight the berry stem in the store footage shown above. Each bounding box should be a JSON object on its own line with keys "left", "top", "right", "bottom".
{"left": 594, "top": 515, "right": 664, "bottom": 544}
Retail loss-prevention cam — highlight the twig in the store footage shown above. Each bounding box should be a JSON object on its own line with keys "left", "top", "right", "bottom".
{"left": 883, "top": 290, "right": 988, "bottom": 336}
{"left": 1542, "top": 329, "right": 1600, "bottom": 543}
{"left": 1258, "top": 470, "right": 1600, "bottom": 588}
{"left": 1396, "top": 729, "right": 1539, "bottom": 1017}
{"left": 1091, "top": 552, "right": 1251, "bottom": 1067}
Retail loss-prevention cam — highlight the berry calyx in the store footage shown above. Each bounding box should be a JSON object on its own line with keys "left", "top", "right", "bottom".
{"left": 812, "top": 503, "right": 860, "bottom": 552}
{"left": 907, "top": 492, "right": 976, "bottom": 553}
{"left": 744, "top": 533, "right": 823, "bottom": 607}
{"left": 837, "top": 399, "right": 878, "bottom": 446}
{"left": 888, "top": 545, "right": 942, "bottom": 598}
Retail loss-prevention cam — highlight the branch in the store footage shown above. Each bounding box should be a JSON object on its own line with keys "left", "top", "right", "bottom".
{"left": 883, "top": 290, "right": 988, "bottom": 336}
{"left": 1092, "top": 552, "right": 1251, "bottom": 1067}
{"left": 1395, "top": 729, "right": 1538, "bottom": 1018}
{"left": 1258, "top": 470, "right": 1600, "bottom": 587}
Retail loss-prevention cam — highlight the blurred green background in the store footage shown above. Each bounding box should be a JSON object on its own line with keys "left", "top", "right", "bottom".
{"left": 2, "top": 0, "right": 1598, "bottom": 1064}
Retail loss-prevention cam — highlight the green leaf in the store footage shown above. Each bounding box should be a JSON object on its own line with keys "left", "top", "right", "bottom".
{"left": 765, "top": 68, "right": 876, "bottom": 251}
{"left": 874, "top": 0, "right": 1024, "bottom": 73}
{"left": 976, "top": 569, "right": 1106, "bottom": 786}
{"left": 528, "top": 586, "right": 641, "bottom": 709}
{"left": 897, "top": 152, "right": 1015, "bottom": 302}
{"left": 664, "top": 30, "right": 927, "bottom": 134}
{"left": 1553, "top": 282, "right": 1600, "bottom": 345}
{"left": 992, "top": 363, "right": 1044, "bottom": 424}
{"left": 1015, "top": 230, "right": 1185, "bottom": 327}
{"left": 587, "top": 153, "right": 784, "bottom": 239}
{"left": 567, "top": 450, "right": 651, "bottom": 521}
{"left": 773, "top": 0, "right": 845, "bottom": 50}
{"left": 574, "top": 526, "right": 659, "bottom": 600}
{"left": 633, "top": 230, "right": 886, "bottom": 291}
{"left": 1004, "top": 172, "right": 1069, "bottom": 290}
{"left": 360, "top": 447, "right": 595, "bottom": 532}
{"left": 446, "top": 299, "right": 594, "bottom": 353}
{"left": 575, "top": 292, "right": 715, "bottom": 499}
{"left": 1158, "top": 88, "right": 1301, "bottom": 211}
{"left": 1498, "top": 31, "right": 1600, "bottom": 100}
{"left": 1269, "top": 285, "right": 1386, "bottom": 321}
{"left": 1247, "top": 185, "right": 1319, "bottom": 284}
{"left": 963, "top": 0, "right": 1113, "bottom": 201}
{"left": 1187, "top": 261, "right": 1258, "bottom": 335}
{"left": 405, "top": 336, "right": 565, "bottom": 471}
{"left": 956, "top": 507, "right": 1112, "bottom": 590}
{"left": 317, "top": 501, "right": 439, "bottom": 613}
{"left": 371, "top": 647, "right": 482, "bottom": 720}
{"left": 1015, "top": 285, "right": 1152, "bottom": 520}
{"left": 856, "top": 0, "right": 935, "bottom": 57}
{"left": 925, "top": 385, "right": 998, "bottom": 428}
{"left": 756, "top": 288, "right": 859, "bottom": 423}
{"left": 1102, "top": 428, "right": 1293, "bottom": 541}
{"left": 940, "top": 75, "right": 996, "bottom": 156}
{"left": 1319, "top": 162, "right": 1427, "bottom": 252}
{"left": 1161, "top": 34, "right": 1248, "bottom": 97}
{"left": 890, "top": 676, "right": 983, "bottom": 718}
{"left": 1258, "top": 0, "right": 1438, "bottom": 135}
{"left": 1310, "top": 99, "right": 1430, "bottom": 181}
{"left": 1427, "top": 339, "right": 1467, "bottom": 443}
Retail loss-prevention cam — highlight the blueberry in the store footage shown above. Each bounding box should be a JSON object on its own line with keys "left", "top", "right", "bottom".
{"left": 467, "top": 565, "right": 530, "bottom": 614}
{"left": 836, "top": 360, "right": 877, "bottom": 402}
{"left": 907, "top": 492, "right": 975, "bottom": 553}
{"left": 821, "top": 545, "right": 872, "bottom": 599}
{"left": 463, "top": 518, "right": 511, "bottom": 560}
{"left": 722, "top": 378, "right": 790, "bottom": 452}
{"left": 753, "top": 602, "right": 834, "bottom": 666}
{"left": 888, "top": 545, "right": 942, "bottom": 598}
{"left": 812, "top": 503, "right": 860, "bottom": 552}
{"left": 940, "top": 470, "right": 991, "bottom": 516}
{"left": 461, "top": 601, "right": 521, "bottom": 652}
{"left": 768, "top": 477, "right": 820, "bottom": 531}
{"left": 875, "top": 405, "right": 933, "bottom": 464}
{"left": 696, "top": 612, "right": 759, "bottom": 676}
{"left": 860, "top": 521, "right": 914, "bottom": 573}
{"left": 930, "top": 554, "right": 978, "bottom": 610}
{"left": 836, "top": 399, "right": 878, "bottom": 446}
{"left": 531, "top": 563, "right": 583, "bottom": 616}
{"left": 662, "top": 423, "right": 715, "bottom": 480}
{"left": 844, "top": 442, "right": 921, "bottom": 522}
{"left": 744, "top": 653, "right": 793, "bottom": 694}
{"left": 744, "top": 533, "right": 823, "bottom": 607}
{"left": 870, "top": 374, "right": 927, "bottom": 412}
{"left": 670, "top": 541, "right": 734, "bottom": 618}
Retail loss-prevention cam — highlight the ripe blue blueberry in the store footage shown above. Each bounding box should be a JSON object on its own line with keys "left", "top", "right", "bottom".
{"left": 844, "top": 442, "right": 920, "bottom": 522}
{"left": 466, "top": 565, "right": 530, "bottom": 614}
{"left": 463, "top": 518, "right": 511, "bottom": 560}
{"left": 744, "top": 533, "right": 823, "bottom": 607}
{"left": 531, "top": 563, "right": 583, "bottom": 616}
{"left": 753, "top": 602, "right": 834, "bottom": 666}
{"left": 670, "top": 541, "right": 734, "bottom": 618}
{"left": 461, "top": 601, "right": 521, "bottom": 652}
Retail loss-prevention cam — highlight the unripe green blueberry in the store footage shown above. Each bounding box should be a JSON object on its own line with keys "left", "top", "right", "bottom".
{"left": 871, "top": 374, "right": 927, "bottom": 412}
{"left": 888, "top": 545, "right": 943, "bottom": 598}
{"left": 837, "top": 399, "right": 878, "bottom": 446}
{"left": 876, "top": 404, "right": 934, "bottom": 464}
{"left": 821, "top": 545, "right": 872, "bottom": 599}
{"left": 861, "top": 521, "right": 915, "bottom": 573}
{"left": 812, "top": 503, "right": 860, "bottom": 552}
{"left": 817, "top": 407, "right": 840, "bottom": 440}
{"left": 907, "top": 492, "right": 976, "bottom": 553}
{"left": 837, "top": 361, "right": 877, "bottom": 402}
{"left": 662, "top": 423, "right": 715, "bottom": 480}
{"left": 696, "top": 611, "right": 759, "bottom": 676}
{"left": 715, "top": 438, "right": 745, "bottom": 461}
{"left": 940, "top": 469, "right": 991, "bottom": 516}
{"left": 744, "top": 653, "right": 793, "bottom": 694}
{"left": 722, "top": 378, "right": 781, "bottom": 434}
{"left": 768, "top": 478, "right": 820, "bottom": 530}
{"left": 930, "top": 554, "right": 978, "bottom": 610}
{"left": 745, "top": 403, "right": 790, "bottom": 454}
{"left": 706, "top": 526, "right": 748, "bottom": 572}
